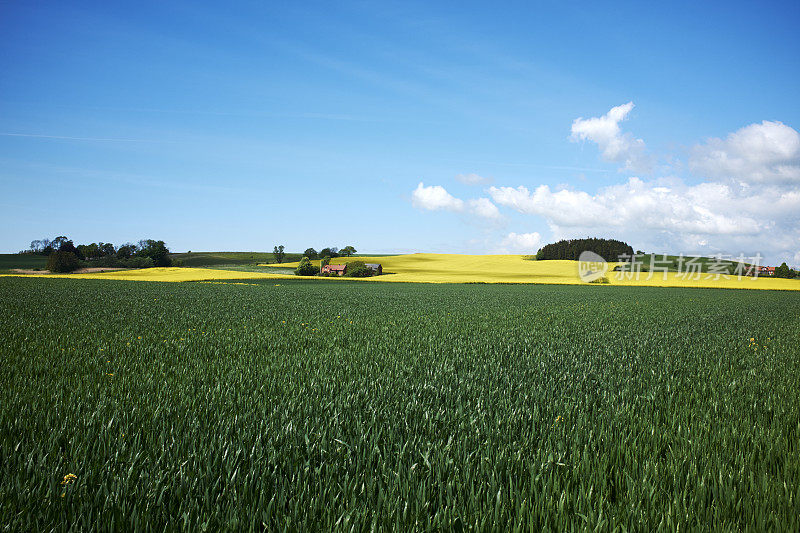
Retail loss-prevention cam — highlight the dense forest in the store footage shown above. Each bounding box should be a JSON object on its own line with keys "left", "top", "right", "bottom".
{"left": 536, "top": 238, "right": 635, "bottom": 262}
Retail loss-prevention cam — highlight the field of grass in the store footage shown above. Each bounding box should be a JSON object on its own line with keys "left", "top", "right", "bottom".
{"left": 1, "top": 277, "right": 798, "bottom": 529}
{"left": 169, "top": 252, "right": 395, "bottom": 268}
{"left": 170, "top": 251, "right": 304, "bottom": 267}
{"left": 0, "top": 253, "right": 48, "bottom": 273}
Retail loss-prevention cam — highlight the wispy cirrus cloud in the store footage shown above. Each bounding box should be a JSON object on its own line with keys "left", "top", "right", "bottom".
{"left": 0, "top": 132, "right": 171, "bottom": 143}
{"left": 455, "top": 173, "right": 493, "bottom": 185}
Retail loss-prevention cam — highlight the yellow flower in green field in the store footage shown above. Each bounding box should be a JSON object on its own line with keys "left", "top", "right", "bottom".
{"left": 61, "top": 473, "right": 77, "bottom": 485}
{"left": 554, "top": 416, "right": 563, "bottom": 424}
{"left": 137, "top": 336, "right": 141, "bottom": 339}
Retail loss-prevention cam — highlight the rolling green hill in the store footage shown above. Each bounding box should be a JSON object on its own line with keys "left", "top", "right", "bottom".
{"left": 0, "top": 254, "right": 48, "bottom": 273}
{"left": 170, "top": 251, "right": 397, "bottom": 269}
{"left": 169, "top": 251, "right": 304, "bottom": 267}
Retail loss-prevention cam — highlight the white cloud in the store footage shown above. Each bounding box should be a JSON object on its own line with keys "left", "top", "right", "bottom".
{"left": 570, "top": 102, "right": 651, "bottom": 172}
{"left": 500, "top": 232, "right": 542, "bottom": 252}
{"left": 467, "top": 197, "right": 501, "bottom": 219}
{"left": 489, "top": 177, "right": 800, "bottom": 258}
{"left": 690, "top": 120, "right": 800, "bottom": 185}
{"left": 412, "top": 182, "right": 464, "bottom": 212}
{"left": 412, "top": 182, "right": 501, "bottom": 220}
{"left": 455, "top": 173, "right": 493, "bottom": 185}
{"left": 410, "top": 110, "right": 800, "bottom": 263}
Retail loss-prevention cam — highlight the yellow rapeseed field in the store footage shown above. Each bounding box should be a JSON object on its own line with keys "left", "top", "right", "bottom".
{"left": 3, "top": 254, "right": 799, "bottom": 290}
{"left": 268, "top": 254, "right": 800, "bottom": 290}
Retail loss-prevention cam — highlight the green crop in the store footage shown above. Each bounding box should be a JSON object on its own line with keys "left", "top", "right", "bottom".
{"left": 1, "top": 277, "right": 798, "bottom": 530}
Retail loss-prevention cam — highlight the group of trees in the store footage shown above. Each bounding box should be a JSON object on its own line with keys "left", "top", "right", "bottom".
{"left": 294, "top": 258, "right": 375, "bottom": 278}
{"left": 535, "top": 238, "right": 635, "bottom": 262}
{"left": 270, "top": 244, "right": 357, "bottom": 264}
{"left": 773, "top": 262, "right": 798, "bottom": 279}
{"left": 301, "top": 246, "right": 356, "bottom": 260}
{"left": 25, "top": 236, "right": 171, "bottom": 272}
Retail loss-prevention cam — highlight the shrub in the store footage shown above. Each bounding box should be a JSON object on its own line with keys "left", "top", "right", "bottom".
{"left": 47, "top": 251, "right": 80, "bottom": 273}
{"left": 295, "top": 257, "right": 319, "bottom": 276}
{"left": 589, "top": 276, "right": 610, "bottom": 284}
{"left": 345, "top": 261, "right": 373, "bottom": 278}
{"left": 125, "top": 257, "right": 154, "bottom": 269}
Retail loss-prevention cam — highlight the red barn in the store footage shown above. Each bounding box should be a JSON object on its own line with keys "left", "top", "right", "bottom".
{"left": 321, "top": 264, "right": 347, "bottom": 276}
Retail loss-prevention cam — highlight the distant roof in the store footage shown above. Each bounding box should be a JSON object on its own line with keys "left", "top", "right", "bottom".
{"left": 365, "top": 263, "right": 381, "bottom": 268}
{"left": 325, "top": 264, "right": 346, "bottom": 271}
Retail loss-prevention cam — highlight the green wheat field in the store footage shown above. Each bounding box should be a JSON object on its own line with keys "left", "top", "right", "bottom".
{"left": 1, "top": 277, "right": 798, "bottom": 530}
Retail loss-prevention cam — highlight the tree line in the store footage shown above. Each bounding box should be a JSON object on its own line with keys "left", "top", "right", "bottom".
{"left": 535, "top": 238, "right": 635, "bottom": 262}
{"left": 271, "top": 244, "right": 357, "bottom": 263}
{"left": 23, "top": 236, "right": 172, "bottom": 272}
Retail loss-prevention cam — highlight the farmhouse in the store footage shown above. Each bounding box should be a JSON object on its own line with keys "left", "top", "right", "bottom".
{"left": 758, "top": 266, "right": 775, "bottom": 276}
{"left": 365, "top": 263, "right": 383, "bottom": 275}
{"left": 321, "top": 264, "right": 347, "bottom": 276}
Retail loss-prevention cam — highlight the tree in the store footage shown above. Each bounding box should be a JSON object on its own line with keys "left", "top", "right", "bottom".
{"left": 47, "top": 251, "right": 80, "bottom": 273}
{"left": 535, "top": 238, "right": 635, "bottom": 262}
{"left": 303, "top": 248, "right": 318, "bottom": 260}
{"left": 295, "top": 257, "right": 319, "bottom": 276}
{"left": 51, "top": 236, "right": 68, "bottom": 251}
{"left": 78, "top": 243, "right": 99, "bottom": 260}
{"left": 320, "top": 256, "right": 331, "bottom": 268}
{"left": 136, "top": 239, "right": 171, "bottom": 267}
{"left": 99, "top": 242, "right": 116, "bottom": 257}
{"left": 319, "top": 247, "right": 339, "bottom": 258}
{"left": 273, "top": 245, "right": 286, "bottom": 263}
{"left": 345, "top": 260, "right": 373, "bottom": 277}
{"left": 59, "top": 239, "right": 81, "bottom": 259}
{"left": 117, "top": 243, "right": 137, "bottom": 259}
{"left": 774, "top": 262, "right": 797, "bottom": 279}
{"left": 340, "top": 245, "right": 357, "bottom": 257}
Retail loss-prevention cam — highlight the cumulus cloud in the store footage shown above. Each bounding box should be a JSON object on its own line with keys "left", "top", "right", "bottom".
{"left": 500, "top": 232, "right": 542, "bottom": 252}
{"left": 489, "top": 178, "right": 800, "bottom": 258}
{"left": 411, "top": 109, "right": 800, "bottom": 263}
{"left": 467, "top": 197, "right": 501, "bottom": 219}
{"left": 570, "top": 102, "right": 651, "bottom": 172}
{"left": 690, "top": 120, "right": 800, "bottom": 185}
{"left": 412, "top": 182, "right": 501, "bottom": 220}
{"left": 412, "top": 182, "right": 464, "bottom": 212}
{"left": 455, "top": 173, "right": 493, "bottom": 185}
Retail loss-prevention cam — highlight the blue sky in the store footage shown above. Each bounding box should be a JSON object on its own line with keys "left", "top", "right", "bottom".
{"left": 1, "top": 1, "right": 798, "bottom": 263}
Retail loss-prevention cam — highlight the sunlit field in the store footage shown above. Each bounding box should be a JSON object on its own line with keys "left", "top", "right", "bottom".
{"left": 3, "top": 254, "right": 799, "bottom": 290}
{"left": 1, "top": 277, "right": 798, "bottom": 530}
{"left": 270, "top": 254, "right": 800, "bottom": 290}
